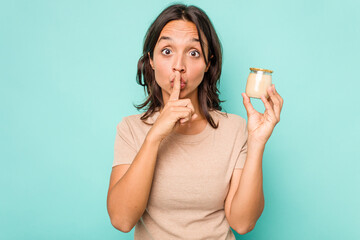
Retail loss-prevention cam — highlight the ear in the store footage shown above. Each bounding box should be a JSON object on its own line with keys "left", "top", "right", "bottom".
{"left": 148, "top": 52, "right": 154, "bottom": 70}
{"left": 205, "top": 55, "right": 214, "bottom": 72}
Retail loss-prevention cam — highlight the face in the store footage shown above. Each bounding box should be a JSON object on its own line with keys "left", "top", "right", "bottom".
{"left": 149, "top": 20, "right": 210, "bottom": 103}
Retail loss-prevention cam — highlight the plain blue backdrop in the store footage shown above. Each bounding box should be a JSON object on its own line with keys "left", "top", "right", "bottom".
{"left": 1, "top": 0, "right": 359, "bottom": 239}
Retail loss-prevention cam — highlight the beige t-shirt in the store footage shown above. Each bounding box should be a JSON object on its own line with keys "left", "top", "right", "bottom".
{"left": 113, "top": 110, "right": 248, "bottom": 239}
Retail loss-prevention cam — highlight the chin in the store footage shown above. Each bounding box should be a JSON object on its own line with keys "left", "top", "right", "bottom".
{"left": 179, "top": 90, "right": 189, "bottom": 99}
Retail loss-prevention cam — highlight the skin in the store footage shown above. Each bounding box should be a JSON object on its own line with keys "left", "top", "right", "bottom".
{"left": 148, "top": 20, "right": 210, "bottom": 137}
{"left": 225, "top": 86, "right": 283, "bottom": 233}
{"left": 107, "top": 19, "right": 284, "bottom": 234}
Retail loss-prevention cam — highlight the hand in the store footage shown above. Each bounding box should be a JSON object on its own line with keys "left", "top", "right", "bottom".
{"left": 146, "top": 71, "right": 198, "bottom": 143}
{"left": 241, "top": 85, "right": 284, "bottom": 145}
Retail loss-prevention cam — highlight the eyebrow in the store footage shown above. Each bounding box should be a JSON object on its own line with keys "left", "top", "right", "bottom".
{"left": 157, "top": 36, "right": 200, "bottom": 43}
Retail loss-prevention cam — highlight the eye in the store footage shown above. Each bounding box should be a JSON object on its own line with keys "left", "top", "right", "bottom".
{"left": 190, "top": 50, "right": 200, "bottom": 57}
{"left": 161, "top": 48, "right": 172, "bottom": 55}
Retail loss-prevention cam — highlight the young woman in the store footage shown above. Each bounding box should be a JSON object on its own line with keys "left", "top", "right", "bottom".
{"left": 107, "top": 4, "right": 283, "bottom": 239}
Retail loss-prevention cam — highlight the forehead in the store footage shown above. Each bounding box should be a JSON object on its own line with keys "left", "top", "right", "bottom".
{"left": 158, "top": 20, "right": 200, "bottom": 42}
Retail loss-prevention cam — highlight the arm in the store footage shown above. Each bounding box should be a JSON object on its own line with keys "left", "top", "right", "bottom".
{"left": 107, "top": 71, "right": 196, "bottom": 232}
{"left": 107, "top": 136, "right": 161, "bottom": 232}
{"left": 225, "top": 84, "right": 283, "bottom": 234}
{"left": 225, "top": 139, "right": 265, "bottom": 234}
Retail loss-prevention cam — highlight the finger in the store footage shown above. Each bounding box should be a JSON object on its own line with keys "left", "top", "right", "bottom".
{"left": 168, "top": 98, "right": 195, "bottom": 113}
{"left": 191, "top": 113, "right": 198, "bottom": 121}
{"left": 267, "top": 85, "right": 281, "bottom": 121}
{"left": 268, "top": 96, "right": 274, "bottom": 109}
{"left": 272, "top": 85, "right": 284, "bottom": 118}
{"left": 260, "top": 95, "right": 276, "bottom": 120}
{"left": 173, "top": 110, "right": 192, "bottom": 124}
{"left": 170, "top": 106, "right": 194, "bottom": 113}
{"left": 180, "top": 113, "right": 198, "bottom": 124}
{"left": 169, "top": 71, "right": 181, "bottom": 101}
{"left": 273, "top": 85, "right": 284, "bottom": 106}
{"left": 181, "top": 113, "right": 198, "bottom": 124}
{"left": 180, "top": 118, "right": 190, "bottom": 124}
{"left": 241, "top": 93, "right": 256, "bottom": 115}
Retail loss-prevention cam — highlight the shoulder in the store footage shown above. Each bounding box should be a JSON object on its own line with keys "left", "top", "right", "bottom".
{"left": 117, "top": 112, "right": 158, "bottom": 131}
{"left": 121, "top": 113, "right": 144, "bottom": 124}
{"left": 210, "top": 110, "right": 247, "bottom": 129}
{"left": 117, "top": 113, "right": 140, "bottom": 127}
{"left": 210, "top": 111, "right": 248, "bottom": 143}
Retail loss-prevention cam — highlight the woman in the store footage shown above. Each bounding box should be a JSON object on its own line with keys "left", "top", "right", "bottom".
{"left": 107, "top": 4, "right": 283, "bottom": 239}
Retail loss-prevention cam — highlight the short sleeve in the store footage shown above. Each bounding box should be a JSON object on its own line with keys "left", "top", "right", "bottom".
{"left": 234, "top": 119, "right": 248, "bottom": 169}
{"left": 112, "top": 118, "right": 138, "bottom": 167}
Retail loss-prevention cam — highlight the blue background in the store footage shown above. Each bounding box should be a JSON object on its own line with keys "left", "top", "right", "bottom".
{"left": 1, "top": 0, "right": 359, "bottom": 239}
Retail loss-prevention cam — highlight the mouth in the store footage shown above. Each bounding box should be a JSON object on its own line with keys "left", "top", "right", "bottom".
{"left": 170, "top": 79, "right": 186, "bottom": 89}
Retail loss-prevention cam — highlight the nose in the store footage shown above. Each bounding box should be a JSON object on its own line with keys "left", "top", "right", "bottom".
{"left": 172, "top": 54, "right": 186, "bottom": 73}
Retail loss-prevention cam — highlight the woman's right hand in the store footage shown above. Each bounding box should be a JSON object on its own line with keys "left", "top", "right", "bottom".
{"left": 146, "top": 71, "right": 197, "bottom": 143}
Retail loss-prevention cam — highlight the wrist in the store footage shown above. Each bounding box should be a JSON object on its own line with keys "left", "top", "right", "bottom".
{"left": 248, "top": 135, "right": 267, "bottom": 146}
{"left": 246, "top": 138, "right": 266, "bottom": 163}
{"left": 145, "top": 130, "right": 163, "bottom": 146}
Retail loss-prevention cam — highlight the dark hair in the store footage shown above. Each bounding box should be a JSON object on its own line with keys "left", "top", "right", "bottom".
{"left": 135, "top": 4, "right": 223, "bottom": 128}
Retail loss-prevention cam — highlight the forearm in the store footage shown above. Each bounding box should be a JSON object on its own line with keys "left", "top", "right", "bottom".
{"left": 230, "top": 138, "right": 265, "bottom": 230}
{"left": 107, "top": 136, "right": 160, "bottom": 230}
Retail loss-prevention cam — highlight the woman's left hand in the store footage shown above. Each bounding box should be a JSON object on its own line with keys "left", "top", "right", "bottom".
{"left": 242, "top": 84, "right": 284, "bottom": 145}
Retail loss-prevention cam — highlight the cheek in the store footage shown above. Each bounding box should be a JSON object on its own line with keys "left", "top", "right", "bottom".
{"left": 154, "top": 60, "right": 171, "bottom": 86}
{"left": 188, "top": 64, "right": 207, "bottom": 85}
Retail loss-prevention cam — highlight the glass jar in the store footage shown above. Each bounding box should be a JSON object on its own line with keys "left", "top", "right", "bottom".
{"left": 245, "top": 68, "right": 273, "bottom": 98}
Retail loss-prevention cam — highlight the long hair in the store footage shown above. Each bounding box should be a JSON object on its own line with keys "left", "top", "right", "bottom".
{"left": 135, "top": 4, "right": 223, "bottom": 128}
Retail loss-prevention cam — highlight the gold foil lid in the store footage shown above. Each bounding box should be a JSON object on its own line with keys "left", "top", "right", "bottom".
{"left": 250, "top": 67, "right": 273, "bottom": 73}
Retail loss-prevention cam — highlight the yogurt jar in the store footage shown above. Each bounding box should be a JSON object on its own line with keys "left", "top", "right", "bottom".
{"left": 245, "top": 68, "right": 273, "bottom": 98}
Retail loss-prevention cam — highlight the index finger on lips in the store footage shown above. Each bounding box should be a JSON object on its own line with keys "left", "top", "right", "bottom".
{"left": 169, "top": 71, "right": 181, "bottom": 101}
